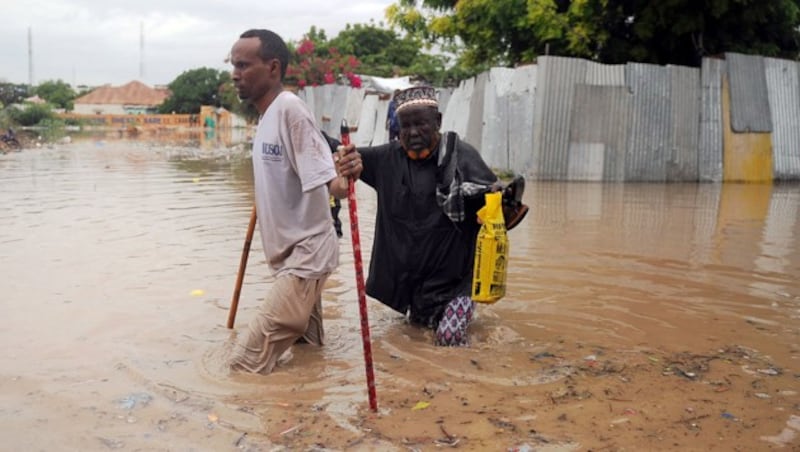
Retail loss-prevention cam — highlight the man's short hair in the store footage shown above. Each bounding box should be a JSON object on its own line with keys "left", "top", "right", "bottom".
{"left": 240, "top": 29, "right": 290, "bottom": 80}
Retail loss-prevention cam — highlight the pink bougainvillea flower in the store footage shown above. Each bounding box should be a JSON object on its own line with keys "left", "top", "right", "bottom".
{"left": 297, "top": 39, "right": 315, "bottom": 56}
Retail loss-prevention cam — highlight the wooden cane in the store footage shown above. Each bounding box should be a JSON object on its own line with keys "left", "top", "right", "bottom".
{"left": 227, "top": 205, "right": 257, "bottom": 329}
{"left": 341, "top": 120, "right": 378, "bottom": 412}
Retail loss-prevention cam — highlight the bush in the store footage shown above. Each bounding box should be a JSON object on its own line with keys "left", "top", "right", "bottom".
{"left": 64, "top": 116, "right": 84, "bottom": 127}
{"left": 0, "top": 109, "right": 14, "bottom": 130}
{"left": 8, "top": 103, "right": 55, "bottom": 126}
{"left": 36, "top": 118, "right": 68, "bottom": 142}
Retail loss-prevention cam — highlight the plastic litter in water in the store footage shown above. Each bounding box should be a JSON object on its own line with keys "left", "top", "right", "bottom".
{"left": 117, "top": 392, "right": 153, "bottom": 410}
{"left": 509, "top": 444, "right": 533, "bottom": 452}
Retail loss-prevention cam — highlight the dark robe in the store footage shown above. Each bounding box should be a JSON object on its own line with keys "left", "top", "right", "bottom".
{"left": 359, "top": 133, "right": 498, "bottom": 326}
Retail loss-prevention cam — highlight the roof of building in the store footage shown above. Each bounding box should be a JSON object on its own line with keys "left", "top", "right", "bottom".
{"left": 25, "top": 95, "right": 47, "bottom": 104}
{"left": 74, "top": 80, "right": 170, "bottom": 106}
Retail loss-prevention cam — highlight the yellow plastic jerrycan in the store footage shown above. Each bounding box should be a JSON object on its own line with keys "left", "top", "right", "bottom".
{"left": 472, "top": 191, "right": 508, "bottom": 304}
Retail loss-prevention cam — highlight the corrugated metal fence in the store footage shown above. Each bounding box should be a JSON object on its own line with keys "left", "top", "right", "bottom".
{"left": 299, "top": 53, "right": 800, "bottom": 182}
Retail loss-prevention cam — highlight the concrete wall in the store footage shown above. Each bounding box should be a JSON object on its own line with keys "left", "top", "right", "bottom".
{"left": 73, "top": 103, "right": 128, "bottom": 115}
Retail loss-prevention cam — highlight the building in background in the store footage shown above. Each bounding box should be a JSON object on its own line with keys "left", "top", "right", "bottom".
{"left": 73, "top": 80, "right": 169, "bottom": 115}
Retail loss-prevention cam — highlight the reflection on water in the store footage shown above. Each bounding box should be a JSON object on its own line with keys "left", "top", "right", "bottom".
{"left": 504, "top": 182, "right": 799, "bottom": 352}
{"left": 0, "top": 134, "right": 798, "bottom": 449}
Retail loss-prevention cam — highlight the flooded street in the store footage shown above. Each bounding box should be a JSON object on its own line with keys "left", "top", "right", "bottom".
{"left": 1, "top": 134, "right": 798, "bottom": 451}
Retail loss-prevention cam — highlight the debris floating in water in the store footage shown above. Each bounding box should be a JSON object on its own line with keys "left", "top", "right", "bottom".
{"left": 412, "top": 401, "right": 430, "bottom": 410}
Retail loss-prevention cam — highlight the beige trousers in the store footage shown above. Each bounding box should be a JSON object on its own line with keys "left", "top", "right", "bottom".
{"left": 229, "top": 273, "right": 328, "bottom": 374}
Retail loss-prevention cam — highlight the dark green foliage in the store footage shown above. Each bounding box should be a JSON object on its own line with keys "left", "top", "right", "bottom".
{"left": 0, "top": 83, "right": 30, "bottom": 107}
{"left": 34, "top": 80, "right": 76, "bottom": 110}
{"left": 8, "top": 103, "right": 55, "bottom": 126}
{"left": 159, "top": 68, "right": 234, "bottom": 114}
{"left": 597, "top": 0, "right": 800, "bottom": 66}
{"left": 290, "top": 22, "right": 458, "bottom": 85}
{"left": 329, "top": 23, "right": 412, "bottom": 76}
{"left": 387, "top": 0, "right": 800, "bottom": 71}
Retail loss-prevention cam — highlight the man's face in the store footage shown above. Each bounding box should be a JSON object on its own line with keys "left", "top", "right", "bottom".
{"left": 398, "top": 105, "right": 441, "bottom": 155}
{"left": 229, "top": 37, "right": 274, "bottom": 105}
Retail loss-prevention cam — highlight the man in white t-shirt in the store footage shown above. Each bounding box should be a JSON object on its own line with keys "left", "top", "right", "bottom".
{"left": 226, "top": 29, "right": 354, "bottom": 374}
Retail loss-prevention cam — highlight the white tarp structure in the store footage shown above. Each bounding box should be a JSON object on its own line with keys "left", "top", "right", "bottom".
{"left": 358, "top": 75, "right": 414, "bottom": 94}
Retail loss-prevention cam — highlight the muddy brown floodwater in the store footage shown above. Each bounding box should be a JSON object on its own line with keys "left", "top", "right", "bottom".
{"left": 1, "top": 131, "right": 798, "bottom": 451}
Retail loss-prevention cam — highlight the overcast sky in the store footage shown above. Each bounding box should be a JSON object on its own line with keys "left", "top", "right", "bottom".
{"left": 0, "top": 0, "right": 396, "bottom": 87}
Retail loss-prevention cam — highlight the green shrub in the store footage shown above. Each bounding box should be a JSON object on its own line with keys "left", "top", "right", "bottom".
{"left": 0, "top": 109, "right": 13, "bottom": 129}
{"left": 36, "top": 118, "right": 67, "bottom": 142}
{"left": 64, "top": 117, "right": 84, "bottom": 127}
{"left": 8, "top": 103, "right": 55, "bottom": 126}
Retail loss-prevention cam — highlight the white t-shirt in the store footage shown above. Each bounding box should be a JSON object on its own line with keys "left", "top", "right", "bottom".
{"left": 251, "top": 91, "right": 339, "bottom": 278}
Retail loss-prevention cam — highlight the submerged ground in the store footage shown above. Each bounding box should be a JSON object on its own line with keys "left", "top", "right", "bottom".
{"left": 0, "top": 131, "right": 798, "bottom": 451}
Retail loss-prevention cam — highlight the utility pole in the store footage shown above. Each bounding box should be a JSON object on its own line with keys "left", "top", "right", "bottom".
{"left": 28, "top": 26, "right": 34, "bottom": 86}
{"left": 139, "top": 21, "right": 145, "bottom": 81}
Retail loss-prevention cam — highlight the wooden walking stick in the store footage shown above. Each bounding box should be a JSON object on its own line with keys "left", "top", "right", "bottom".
{"left": 341, "top": 120, "right": 378, "bottom": 412}
{"left": 227, "top": 205, "right": 257, "bottom": 329}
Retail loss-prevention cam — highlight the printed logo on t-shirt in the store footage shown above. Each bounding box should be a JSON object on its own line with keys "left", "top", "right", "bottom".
{"left": 261, "top": 142, "right": 283, "bottom": 162}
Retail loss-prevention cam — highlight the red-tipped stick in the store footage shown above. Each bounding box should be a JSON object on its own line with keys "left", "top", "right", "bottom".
{"left": 340, "top": 119, "right": 378, "bottom": 412}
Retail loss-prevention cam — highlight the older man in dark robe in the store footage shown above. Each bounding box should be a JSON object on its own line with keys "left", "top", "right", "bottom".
{"left": 335, "top": 86, "right": 527, "bottom": 346}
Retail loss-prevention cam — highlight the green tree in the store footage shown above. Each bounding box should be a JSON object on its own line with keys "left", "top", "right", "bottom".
{"left": 34, "top": 80, "right": 76, "bottom": 111}
{"left": 299, "top": 26, "right": 332, "bottom": 56}
{"left": 386, "top": 0, "right": 800, "bottom": 69}
{"left": 159, "top": 68, "right": 233, "bottom": 114}
{"left": 329, "top": 21, "right": 461, "bottom": 84}
{"left": 0, "top": 83, "right": 30, "bottom": 107}
{"left": 8, "top": 102, "right": 55, "bottom": 126}
{"left": 328, "top": 22, "right": 413, "bottom": 76}
{"left": 596, "top": 0, "right": 800, "bottom": 66}
{"left": 288, "top": 23, "right": 460, "bottom": 86}
{"left": 386, "top": 0, "right": 578, "bottom": 73}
